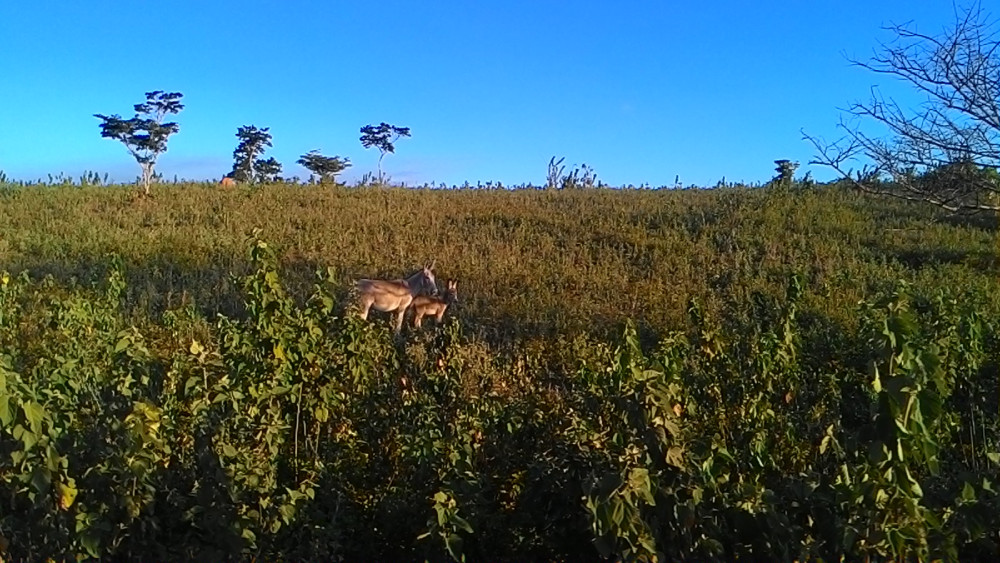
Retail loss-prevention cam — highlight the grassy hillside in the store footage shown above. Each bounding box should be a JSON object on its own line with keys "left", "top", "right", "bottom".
{"left": 0, "top": 182, "right": 998, "bottom": 561}
{"left": 0, "top": 182, "right": 996, "bottom": 342}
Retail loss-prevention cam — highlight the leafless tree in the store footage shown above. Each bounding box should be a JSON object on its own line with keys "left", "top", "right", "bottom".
{"left": 805, "top": 4, "right": 1000, "bottom": 213}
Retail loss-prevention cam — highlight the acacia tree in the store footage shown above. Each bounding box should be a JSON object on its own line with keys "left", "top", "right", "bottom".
{"left": 231, "top": 126, "right": 282, "bottom": 183}
{"left": 806, "top": 4, "right": 1000, "bottom": 213}
{"left": 297, "top": 151, "right": 351, "bottom": 184}
{"left": 95, "top": 91, "right": 184, "bottom": 196}
{"left": 359, "top": 122, "right": 410, "bottom": 183}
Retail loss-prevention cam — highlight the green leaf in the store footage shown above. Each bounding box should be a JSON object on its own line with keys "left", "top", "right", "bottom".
{"left": 452, "top": 514, "right": 473, "bottom": 534}
{"left": 961, "top": 481, "right": 975, "bottom": 502}
{"left": 0, "top": 397, "right": 11, "bottom": 427}
{"left": 279, "top": 503, "right": 295, "bottom": 524}
{"left": 639, "top": 369, "right": 662, "bottom": 381}
{"left": 444, "top": 534, "right": 464, "bottom": 561}
{"left": 30, "top": 466, "right": 51, "bottom": 494}
{"left": 610, "top": 497, "right": 624, "bottom": 526}
{"left": 22, "top": 401, "right": 45, "bottom": 434}
{"left": 628, "top": 467, "right": 654, "bottom": 504}
{"left": 80, "top": 530, "right": 101, "bottom": 557}
{"left": 665, "top": 446, "right": 684, "bottom": 468}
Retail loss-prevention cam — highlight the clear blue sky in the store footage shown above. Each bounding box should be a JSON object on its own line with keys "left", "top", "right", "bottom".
{"left": 0, "top": 1, "right": 958, "bottom": 187}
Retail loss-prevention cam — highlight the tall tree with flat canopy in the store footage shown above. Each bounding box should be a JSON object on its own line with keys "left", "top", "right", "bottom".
{"left": 806, "top": 4, "right": 1000, "bottom": 213}
{"left": 95, "top": 91, "right": 184, "bottom": 196}
{"left": 297, "top": 151, "right": 351, "bottom": 184}
{"left": 359, "top": 122, "right": 410, "bottom": 183}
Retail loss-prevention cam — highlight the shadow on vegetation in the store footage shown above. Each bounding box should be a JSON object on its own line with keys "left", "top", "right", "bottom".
{"left": 872, "top": 246, "right": 999, "bottom": 272}
{"left": 135, "top": 424, "right": 246, "bottom": 561}
{"left": 6, "top": 253, "right": 346, "bottom": 321}
{"left": 8, "top": 253, "right": 637, "bottom": 353}
{"left": 936, "top": 211, "right": 998, "bottom": 231}
{"left": 867, "top": 203, "right": 999, "bottom": 232}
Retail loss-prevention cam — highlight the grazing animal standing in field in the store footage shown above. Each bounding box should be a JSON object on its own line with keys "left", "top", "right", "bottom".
{"left": 410, "top": 279, "right": 458, "bottom": 329}
{"left": 356, "top": 263, "right": 437, "bottom": 333}
{"left": 220, "top": 176, "right": 236, "bottom": 187}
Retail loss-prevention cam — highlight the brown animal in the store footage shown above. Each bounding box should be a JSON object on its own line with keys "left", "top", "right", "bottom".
{"left": 220, "top": 176, "right": 236, "bottom": 187}
{"left": 357, "top": 263, "right": 437, "bottom": 333}
{"left": 410, "top": 279, "right": 458, "bottom": 329}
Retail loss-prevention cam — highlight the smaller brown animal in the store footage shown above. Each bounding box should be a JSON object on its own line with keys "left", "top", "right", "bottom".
{"left": 410, "top": 279, "right": 458, "bottom": 329}
{"left": 220, "top": 176, "right": 236, "bottom": 187}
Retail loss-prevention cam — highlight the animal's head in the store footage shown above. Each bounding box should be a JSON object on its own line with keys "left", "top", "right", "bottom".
{"left": 422, "top": 260, "right": 438, "bottom": 295}
{"left": 446, "top": 279, "right": 458, "bottom": 303}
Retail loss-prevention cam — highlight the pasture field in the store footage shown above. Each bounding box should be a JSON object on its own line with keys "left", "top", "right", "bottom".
{"left": 1, "top": 182, "right": 997, "bottom": 342}
{"left": 0, "top": 182, "right": 998, "bottom": 561}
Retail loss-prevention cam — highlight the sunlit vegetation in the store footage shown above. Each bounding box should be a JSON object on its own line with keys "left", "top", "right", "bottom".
{"left": 0, "top": 181, "right": 997, "bottom": 561}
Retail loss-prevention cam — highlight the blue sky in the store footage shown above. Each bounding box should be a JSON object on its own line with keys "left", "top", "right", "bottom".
{"left": 0, "top": 1, "right": 959, "bottom": 187}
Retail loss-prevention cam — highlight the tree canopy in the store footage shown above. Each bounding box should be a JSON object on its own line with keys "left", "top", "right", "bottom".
{"left": 231, "top": 126, "right": 282, "bottom": 184}
{"left": 94, "top": 91, "right": 184, "bottom": 196}
{"left": 359, "top": 122, "right": 410, "bottom": 183}
{"left": 297, "top": 151, "right": 351, "bottom": 184}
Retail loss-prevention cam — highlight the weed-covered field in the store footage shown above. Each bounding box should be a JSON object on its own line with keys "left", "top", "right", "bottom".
{"left": 0, "top": 183, "right": 997, "bottom": 561}
{"left": 2, "top": 183, "right": 997, "bottom": 341}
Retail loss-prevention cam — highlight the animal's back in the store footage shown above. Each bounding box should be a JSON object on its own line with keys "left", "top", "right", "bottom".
{"left": 410, "top": 295, "right": 439, "bottom": 308}
{"left": 358, "top": 278, "right": 410, "bottom": 296}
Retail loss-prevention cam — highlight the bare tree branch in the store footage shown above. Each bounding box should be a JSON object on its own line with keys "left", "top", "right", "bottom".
{"left": 807, "top": 3, "right": 1000, "bottom": 213}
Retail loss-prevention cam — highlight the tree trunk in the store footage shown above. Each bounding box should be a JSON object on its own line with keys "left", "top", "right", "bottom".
{"left": 140, "top": 162, "right": 154, "bottom": 196}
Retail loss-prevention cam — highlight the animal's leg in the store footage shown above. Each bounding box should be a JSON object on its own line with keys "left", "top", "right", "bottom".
{"left": 395, "top": 297, "right": 413, "bottom": 333}
{"left": 359, "top": 295, "right": 373, "bottom": 320}
{"left": 414, "top": 311, "right": 424, "bottom": 329}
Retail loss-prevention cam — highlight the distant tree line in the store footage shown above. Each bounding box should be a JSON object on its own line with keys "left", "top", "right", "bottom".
{"left": 83, "top": 2, "right": 1000, "bottom": 213}
{"left": 94, "top": 94, "right": 411, "bottom": 194}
